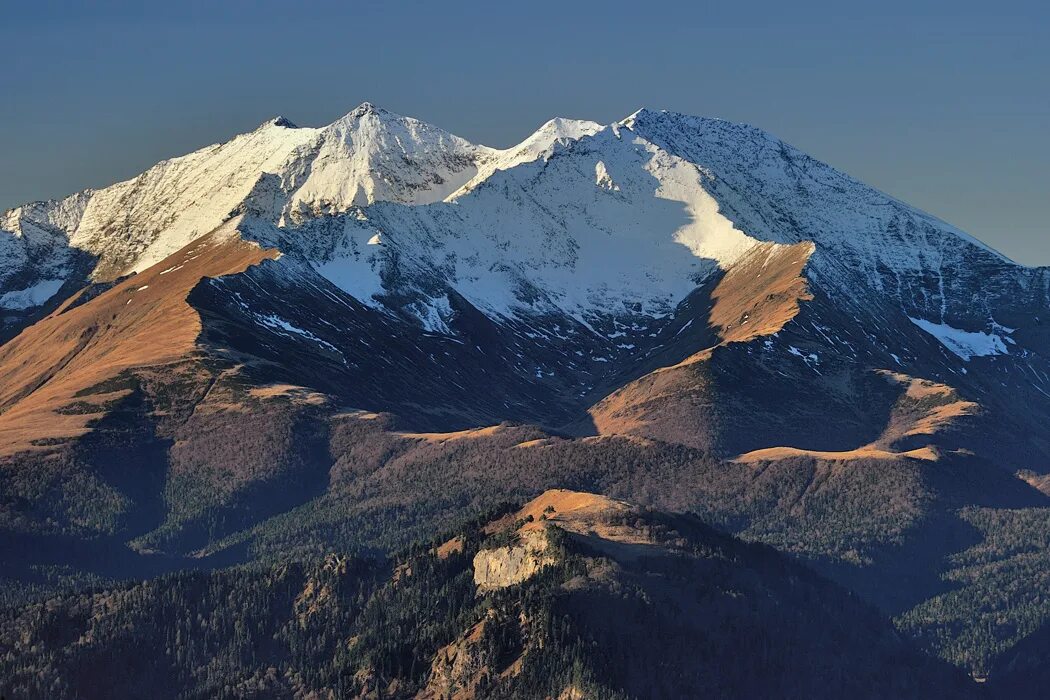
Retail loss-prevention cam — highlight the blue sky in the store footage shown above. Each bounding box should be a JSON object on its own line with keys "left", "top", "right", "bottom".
{"left": 2, "top": 0, "right": 1047, "bottom": 263}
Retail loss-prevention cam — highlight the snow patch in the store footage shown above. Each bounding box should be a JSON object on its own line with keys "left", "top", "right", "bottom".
{"left": 256, "top": 312, "right": 344, "bottom": 357}
{"left": 909, "top": 317, "right": 1009, "bottom": 361}
{"left": 413, "top": 295, "right": 454, "bottom": 334}
{"left": 0, "top": 279, "right": 64, "bottom": 309}
{"left": 595, "top": 161, "right": 619, "bottom": 191}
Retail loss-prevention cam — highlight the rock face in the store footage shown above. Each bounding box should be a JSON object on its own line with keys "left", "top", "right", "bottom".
{"left": 417, "top": 617, "right": 498, "bottom": 700}
{"left": 473, "top": 530, "right": 553, "bottom": 591}
{"left": 472, "top": 490, "right": 666, "bottom": 592}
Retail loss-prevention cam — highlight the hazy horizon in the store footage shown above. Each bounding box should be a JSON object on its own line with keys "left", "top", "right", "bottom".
{"left": 3, "top": 0, "right": 1047, "bottom": 264}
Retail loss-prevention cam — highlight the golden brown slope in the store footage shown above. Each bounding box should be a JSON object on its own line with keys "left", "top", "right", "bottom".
{"left": 586, "top": 241, "right": 814, "bottom": 448}
{"left": 0, "top": 218, "right": 277, "bottom": 454}
{"left": 709, "top": 241, "right": 815, "bottom": 345}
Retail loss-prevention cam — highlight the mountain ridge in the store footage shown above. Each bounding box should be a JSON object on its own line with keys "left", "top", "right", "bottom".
{"left": 3, "top": 102, "right": 1050, "bottom": 687}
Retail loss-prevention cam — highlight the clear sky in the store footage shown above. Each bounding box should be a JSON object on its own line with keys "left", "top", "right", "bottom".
{"left": 3, "top": 0, "right": 1047, "bottom": 264}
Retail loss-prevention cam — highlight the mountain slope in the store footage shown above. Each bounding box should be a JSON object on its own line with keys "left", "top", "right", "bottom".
{"left": 1, "top": 103, "right": 1050, "bottom": 686}
{"left": 0, "top": 490, "right": 977, "bottom": 700}
{"left": 0, "top": 218, "right": 275, "bottom": 455}
{"left": 0, "top": 104, "right": 597, "bottom": 324}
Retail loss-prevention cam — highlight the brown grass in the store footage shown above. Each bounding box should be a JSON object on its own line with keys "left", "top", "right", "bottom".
{"left": 735, "top": 445, "right": 939, "bottom": 464}
{"left": 395, "top": 425, "right": 504, "bottom": 443}
{"left": 513, "top": 438, "right": 551, "bottom": 449}
{"left": 587, "top": 241, "right": 814, "bottom": 442}
{"left": 0, "top": 217, "right": 277, "bottom": 455}
{"left": 709, "top": 241, "right": 815, "bottom": 345}
{"left": 247, "top": 384, "right": 328, "bottom": 405}
{"left": 500, "top": 489, "right": 660, "bottom": 553}
{"left": 434, "top": 536, "right": 465, "bottom": 559}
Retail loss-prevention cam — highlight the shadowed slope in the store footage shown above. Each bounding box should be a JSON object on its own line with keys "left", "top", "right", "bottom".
{"left": 735, "top": 371, "right": 979, "bottom": 463}
{"left": 586, "top": 241, "right": 816, "bottom": 451}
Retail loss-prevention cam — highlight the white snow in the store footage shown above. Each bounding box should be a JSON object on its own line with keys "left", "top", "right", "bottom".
{"left": 909, "top": 317, "right": 1010, "bottom": 361}
{"left": 256, "top": 312, "right": 343, "bottom": 356}
{"left": 307, "top": 126, "right": 766, "bottom": 329}
{"left": 620, "top": 108, "right": 1018, "bottom": 302}
{"left": 0, "top": 106, "right": 605, "bottom": 290}
{"left": 2, "top": 101, "right": 1028, "bottom": 351}
{"left": 412, "top": 294, "right": 454, "bottom": 334}
{"left": 450, "top": 117, "right": 603, "bottom": 198}
{"left": 0, "top": 278, "right": 64, "bottom": 309}
{"left": 595, "top": 161, "right": 619, "bottom": 191}
{"left": 283, "top": 103, "right": 497, "bottom": 213}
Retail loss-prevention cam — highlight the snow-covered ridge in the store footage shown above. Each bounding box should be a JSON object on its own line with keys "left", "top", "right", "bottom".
{"left": 2, "top": 102, "right": 1034, "bottom": 333}
{"left": 449, "top": 117, "right": 603, "bottom": 198}
{"left": 0, "top": 104, "right": 610, "bottom": 297}
{"left": 260, "top": 119, "right": 786, "bottom": 334}
{"left": 622, "top": 109, "right": 1017, "bottom": 283}
{"left": 263, "top": 108, "right": 1034, "bottom": 337}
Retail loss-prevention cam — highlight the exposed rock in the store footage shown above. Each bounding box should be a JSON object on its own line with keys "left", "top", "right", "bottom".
{"left": 473, "top": 529, "right": 553, "bottom": 591}
{"left": 417, "top": 618, "right": 492, "bottom": 699}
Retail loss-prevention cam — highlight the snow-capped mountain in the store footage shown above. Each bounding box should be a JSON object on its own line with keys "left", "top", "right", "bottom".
{"left": 4, "top": 103, "right": 1050, "bottom": 685}
{"left": 3, "top": 102, "right": 1048, "bottom": 435}
{"left": 1, "top": 104, "right": 1048, "bottom": 444}
{"left": 6, "top": 103, "right": 1038, "bottom": 335}
{"left": 0, "top": 104, "right": 598, "bottom": 307}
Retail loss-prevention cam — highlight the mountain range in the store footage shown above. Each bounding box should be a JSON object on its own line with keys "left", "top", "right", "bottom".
{"left": 2, "top": 102, "right": 1050, "bottom": 698}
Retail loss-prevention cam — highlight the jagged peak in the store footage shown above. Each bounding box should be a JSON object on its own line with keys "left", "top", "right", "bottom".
{"left": 619, "top": 107, "right": 742, "bottom": 132}
{"left": 332, "top": 101, "right": 403, "bottom": 126}
{"left": 532, "top": 116, "right": 604, "bottom": 138}
{"left": 316, "top": 102, "right": 490, "bottom": 171}
{"left": 619, "top": 106, "right": 658, "bottom": 126}
{"left": 495, "top": 117, "right": 603, "bottom": 159}
{"left": 254, "top": 115, "right": 300, "bottom": 131}
{"left": 326, "top": 102, "right": 468, "bottom": 140}
{"left": 254, "top": 103, "right": 400, "bottom": 133}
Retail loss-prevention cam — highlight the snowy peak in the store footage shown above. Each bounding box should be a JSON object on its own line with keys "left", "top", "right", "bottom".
{"left": 1, "top": 99, "right": 1038, "bottom": 348}
{"left": 283, "top": 102, "right": 495, "bottom": 213}
{"left": 620, "top": 107, "right": 1022, "bottom": 306}
{"left": 323, "top": 101, "right": 478, "bottom": 155}
{"left": 0, "top": 103, "right": 614, "bottom": 296}
{"left": 503, "top": 116, "right": 605, "bottom": 164}
{"left": 267, "top": 116, "right": 298, "bottom": 129}
{"left": 300, "top": 119, "right": 773, "bottom": 333}
{"left": 339, "top": 101, "right": 388, "bottom": 119}
{"left": 517, "top": 117, "right": 605, "bottom": 149}
{"left": 449, "top": 116, "right": 603, "bottom": 198}
{"left": 617, "top": 106, "right": 658, "bottom": 129}
{"left": 323, "top": 101, "right": 469, "bottom": 150}
{"left": 3, "top": 100, "right": 1050, "bottom": 485}
{"left": 0, "top": 104, "right": 501, "bottom": 286}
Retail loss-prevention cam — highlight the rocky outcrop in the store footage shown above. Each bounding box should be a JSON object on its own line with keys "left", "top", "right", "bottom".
{"left": 417, "top": 618, "right": 492, "bottom": 699}
{"left": 472, "top": 530, "right": 553, "bottom": 591}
